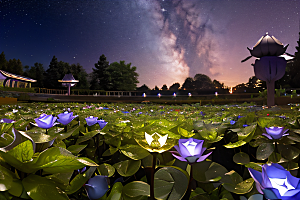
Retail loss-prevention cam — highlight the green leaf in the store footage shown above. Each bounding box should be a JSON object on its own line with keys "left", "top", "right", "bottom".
{"left": 102, "top": 145, "right": 118, "bottom": 156}
{"left": 55, "top": 125, "right": 81, "bottom": 140}
{"left": 8, "top": 179, "right": 23, "bottom": 197}
{"left": 223, "top": 178, "right": 254, "bottom": 194}
{"left": 67, "top": 145, "right": 87, "bottom": 155}
{"left": 233, "top": 152, "right": 250, "bottom": 165}
{"left": 224, "top": 140, "right": 246, "bottom": 148}
{"left": 97, "top": 163, "right": 115, "bottom": 177}
{"left": 278, "top": 144, "right": 300, "bottom": 161}
{"left": 256, "top": 143, "right": 274, "bottom": 160}
{"left": 7, "top": 140, "right": 34, "bottom": 162}
{"left": 46, "top": 172, "right": 73, "bottom": 191}
{"left": 244, "top": 162, "right": 262, "bottom": 172}
{"left": 120, "top": 144, "right": 150, "bottom": 160}
{"left": 34, "top": 147, "right": 97, "bottom": 174}
{"left": 122, "top": 181, "right": 150, "bottom": 199}
{"left": 113, "top": 160, "right": 141, "bottom": 177}
{"left": 75, "top": 130, "right": 99, "bottom": 144}
{"left": 177, "top": 127, "right": 195, "bottom": 138}
{"left": 65, "top": 167, "right": 96, "bottom": 195}
{"left": 107, "top": 182, "right": 123, "bottom": 200}
{"left": 0, "top": 166, "right": 13, "bottom": 191}
{"left": 192, "top": 161, "right": 228, "bottom": 182}
{"left": 25, "top": 128, "right": 56, "bottom": 143}
{"left": 154, "top": 167, "right": 189, "bottom": 200}
{"left": 22, "top": 174, "right": 69, "bottom": 200}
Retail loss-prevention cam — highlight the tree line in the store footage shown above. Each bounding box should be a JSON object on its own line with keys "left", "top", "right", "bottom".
{"left": 0, "top": 32, "right": 298, "bottom": 93}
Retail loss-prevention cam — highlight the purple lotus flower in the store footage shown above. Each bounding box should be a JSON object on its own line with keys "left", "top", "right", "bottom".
{"left": 34, "top": 114, "right": 58, "bottom": 129}
{"left": 57, "top": 111, "right": 78, "bottom": 125}
{"left": 263, "top": 127, "right": 289, "bottom": 140}
{"left": 171, "top": 138, "right": 212, "bottom": 164}
{"left": 249, "top": 163, "right": 300, "bottom": 200}
{"left": 85, "top": 116, "right": 98, "bottom": 126}
{"left": 0, "top": 118, "right": 15, "bottom": 123}
{"left": 230, "top": 120, "right": 236, "bottom": 125}
{"left": 98, "top": 119, "right": 107, "bottom": 130}
{"left": 84, "top": 175, "right": 109, "bottom": 200}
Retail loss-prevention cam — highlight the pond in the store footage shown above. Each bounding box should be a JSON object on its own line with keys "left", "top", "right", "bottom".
{"left": 1, "top": 102, "right": 300, "bottom": 200}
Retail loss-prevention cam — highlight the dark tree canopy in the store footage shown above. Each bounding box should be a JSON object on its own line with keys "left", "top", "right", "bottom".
{"left": 90, "top": 54, "right": 110, "bottom": 90}
{"left": 44, "top": 56, "right": 88, "bottom": 89}
{"left": 153, "top": 86, "right": 160, "bottom": 90}
{"left": 137, "top": 84, "right": 150, "bottom": 91}
{"left": 105, "top": 61, "right": 139, "bottom": 91}
{"left": 6, "top": 58, "right": 23, "bottom": 75}
{"left": 161, "top": 84, "right": 168, "bottom": 90}
{"left": 182, "top": 77, "right": 194, "bottom": 90}
{"left": 277, "top": 32, "right": 300, "bottom": 88}
{"left": 0, "top": 52, "right": 7, "bottom": 71}
{"left": 169, "top": 82, "right": 180, "bottom": 91}
{"left": 25, "top": 63, "right": 45, "bottom": 88}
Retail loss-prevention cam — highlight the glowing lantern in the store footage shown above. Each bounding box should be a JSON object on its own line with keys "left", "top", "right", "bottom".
{"left": 142, "top": 93, "right": 146, "bottom": 97}
{"left": 173, "top": 93, "right": 176, "bottom": 97}
{"left": 157, "top": 93, "right": 161, "bottom": 98}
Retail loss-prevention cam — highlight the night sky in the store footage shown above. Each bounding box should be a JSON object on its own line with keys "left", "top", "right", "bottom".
{"left": 1, "top": 0, "right": 299, "bottom": 89}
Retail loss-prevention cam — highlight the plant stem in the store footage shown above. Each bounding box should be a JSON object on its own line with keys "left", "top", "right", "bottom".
{"left": 183, "top": 164, "right": 193, "bottom": 200}
{"left": 150, "top": 152, "right": 157, "bottom": 200}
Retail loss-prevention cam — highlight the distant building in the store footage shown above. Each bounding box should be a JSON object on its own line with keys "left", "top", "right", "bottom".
{"left": 0, "top": 70, "right": 36, "bottom": 88}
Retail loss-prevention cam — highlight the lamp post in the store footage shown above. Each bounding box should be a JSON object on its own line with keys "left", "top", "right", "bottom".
{"left": 242, "top": 33, "right": 290, "bottom": 107}
{"left": 58, "top": 74, "right": 79, "bottom": 95}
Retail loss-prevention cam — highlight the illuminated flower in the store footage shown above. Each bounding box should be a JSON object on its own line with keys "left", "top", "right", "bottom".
{"left": 135, "top": 132, "right": 176, "bottom": 153}
{"left": 85, "top": 116, "right": 98, "bottom": 126}
{"left": 98, "top": 119, "right": 107, "bottom": 130}
{"left": 171, "top": 138, "right": 212, "bottom": 164}
{"left": 263, "top": 127, "right": 289, "bottom": 139}
{"left": 248, "top": 163, "right": 300, "bottom": 200}
{"left": 0, "top": 118, "right": 15, "bottom": 123}
{"left": 57, "top": 111, "right": 78, "bottom": 125}
{"left": 84, "top": 175, "right": 109, "bottom": 200}
{"left": 34, "top": 114, "right": 58, "bottom": 129}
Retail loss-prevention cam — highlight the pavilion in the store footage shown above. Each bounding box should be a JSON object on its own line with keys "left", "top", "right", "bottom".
{"left": 0, "top": 70, "right": 37, "bottom": 88}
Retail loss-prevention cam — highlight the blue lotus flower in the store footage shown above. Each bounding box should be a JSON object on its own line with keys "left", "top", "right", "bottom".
{"left": 171, "top": 138, "right": 212, "bottom": 164}
{"left": 84, "top": 175, "right": 109, "bottom": 200}
{"left": 263, "top": 127, "right": 289, "bottom": 140}
{"left": 230, "top": 120, "right": 236, "bottom": 125}
{"left": 243, "top": 124, "right": 249, "bottom": 128}
{"left": 85, "top": 116, "right": 98, "bottom": 126}
{"left": 98, "top": 119, "right": 107, "bottom": 130}
{"left": 57, "top": 111, "right": 78, "bottom": 125}
{"left": 0, "top": 118, "right": 15, "bottom": 123}
{"left": 249, "top": 163, "right": 300, "bottom": 200}
{"left": 34, "top": 114, "right": 58, "bottom": 129}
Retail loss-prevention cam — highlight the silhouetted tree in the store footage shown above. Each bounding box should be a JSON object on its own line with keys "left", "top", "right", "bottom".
{"left": 153, "top": 86, "right": 159, "bottom": 90}
{"left": 90, "top": 54, "right": 109, "bottom": 90}
{"left": 182, "top": 77, "right": 194, "bottom": 90}
{"left": 27, "top": 63, "right": 45, "bottom": 88}
{"left": 137, "top": 84, "right": 150, "bottom": 91}
{"left": 70, "top": 63, "right": 89, "bottom": 89}
{"left": 194, "top": 74, "right": 214, "bottom": 90}
{"left": 169, "top": 83, "right": 180, "bottom": 91}
{"left": 105, "top": 61, "right": 139, "bottom": 91}
{"left": 277, "top": 32, "right": 300, "bottom": 88}
{"left": 44, "top": 56, "right": 61, "bottom": 88}
{"left": 213, "top": 80, "right": 224, "bottom": 89}
{"left": 6, "top": 58, "right": 23, "bottom": 75}
{"left": 0, "top": 52, "right": 7, "bottom": 71}
{"left": 161, "top": 84, "right": 168, "bottom": 90}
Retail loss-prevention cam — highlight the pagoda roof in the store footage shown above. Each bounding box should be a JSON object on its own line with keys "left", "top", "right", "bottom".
{"left": 0, "top": 70, "right": 36, "bottom": 82}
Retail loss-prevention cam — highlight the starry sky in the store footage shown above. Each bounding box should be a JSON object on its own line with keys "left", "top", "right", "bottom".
{"left": 1, "top": 0, "right": 299, "bottom": 89}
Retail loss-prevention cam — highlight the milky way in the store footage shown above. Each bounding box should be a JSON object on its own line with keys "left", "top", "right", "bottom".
{"left": 1, "top": 0, "right": 299, "bottom": 88}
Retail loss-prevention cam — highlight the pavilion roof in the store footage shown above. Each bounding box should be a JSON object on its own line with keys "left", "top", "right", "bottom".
{"left": 0, "top": 70, "right": 37, "bottom": 82}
